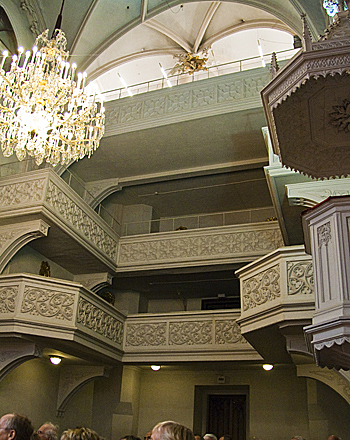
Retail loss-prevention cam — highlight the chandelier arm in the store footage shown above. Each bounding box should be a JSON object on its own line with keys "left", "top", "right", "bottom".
{"left": 0, "top": 73, "right": 25, "bottom": 101}
{"left": 60, "top": 105, "right": 93, "bottom": 126}
{"left": 0, "top": 104, "right": 16, "bottom": 117}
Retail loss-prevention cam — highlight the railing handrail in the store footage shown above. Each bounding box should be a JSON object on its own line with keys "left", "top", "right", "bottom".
{"left": 101, "top": 47, "right": 298, "bottom": 100}
{"left": 123, "top": 206, "right": 274, "bottom": 226}
{"left": 0, "top": 159, "right": 122, "bottom": 234}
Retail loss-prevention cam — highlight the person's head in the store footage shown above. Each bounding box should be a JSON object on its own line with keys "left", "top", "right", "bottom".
{"left": 203, "top": 434, "right": 217, "bottom": 440}
{"left": 194, "top": 435, "right": 202, "bottom": 440}
{"left": 219, "top": 436, "right": 232, "bottom": 440}
{"left": 0, "top": 414, "right": 34, "bottom": 440}
{"left": 144, "top": 432, "right": 152, "bottom": 440}
{"left": 152, "top": 422, "right": 194, "bottom": 440}
{"left": 328, "top": 436, "right": 341, "bottom": 440}
{"left": 37, "top": 424, "right": 58, "bottom": 440}
{"left": 291, "top": 437, "right": 305, "bottom": 440}
{"left": 60, "top": 428, "right": 103, "bottom": 440}
{"left": 121, "top": 436, "right": 141, "bottom": 440}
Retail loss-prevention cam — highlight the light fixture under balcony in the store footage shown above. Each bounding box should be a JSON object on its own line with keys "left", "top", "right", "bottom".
{"left": 0, "top": 3, "right": 105, "bottom": 166}
{"left": 49, "top": 356, "right": 62, "bottom": 365}
{"left": 262, "top": 364, "right": 274, "bottom": 371}
{"left": 151, "top": 365, "right": 161, "bottom": 371}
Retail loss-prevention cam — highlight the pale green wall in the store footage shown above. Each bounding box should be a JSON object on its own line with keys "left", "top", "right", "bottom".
{"left": 0, "top": 358, "right": 60, "bottom": 427}
{"left": 136, "top": 366, "right": 311, "bottom": 440}
{"left": 0, "top": 358, "right": 122, "bottom": 439}
{"left": 3, "top": 245, "right": 74, "bottom": 280}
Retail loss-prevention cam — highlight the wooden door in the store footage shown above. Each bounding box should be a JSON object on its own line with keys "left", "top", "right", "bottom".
{"left": 207, "top": 394, "right": 246, "bottom": 440}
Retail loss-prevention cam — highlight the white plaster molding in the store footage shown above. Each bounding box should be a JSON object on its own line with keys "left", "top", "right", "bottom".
{"left": 0, "top": 169, "right": 120, "bottom": 270}
{"left": 144, "top": 19, "right": 192, "bottom": 53}
{"left": 202, "top": 19, "right": 293, "bottom": 51}
{"left": 193, "top": 1, "right": 221, "bottom": 53}
{"left": 19, "top": 0, "right": 45, "bottom": 35}
{"left": 297, "top": 363, "right": 350, "bottom": 405}
{"left": 56, "top": 365, "right": 109, "bottom": 417}
{"left": 0, "top": 341, "right": 42, "bottom": 382}
{"left": 104, "top": 68, "right": 269, "bottom": 137}
{"left": 73, "top": 273, "right": 113, "bottom": 292}
{"left": 117, "top": 222, "right": 283, "bottom": 271}
{"left": 140, "top": 0, "right": 148, "bottom": 22}
{"left": 123, "top": 310, "right": 261, "bottom": 362}
{"left": 287, "top": 179, "right": 350, "bottom": 208}
{"left": 0, "top": 220, "right": 49, "bottom": 273}
{"left": 0, "top": 273, "right": 126, "bottom": 362}
{"left": 236, "top": 245, "right": 314, "bottom": 334}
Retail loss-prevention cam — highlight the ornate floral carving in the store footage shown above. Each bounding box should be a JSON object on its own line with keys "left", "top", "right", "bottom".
{"left": 125, "top": 323, "right": 167, "bottom": 346}
{"left": 287, "top": 261, "right": 314, "bottom": 295}
{"left": 0, "top": 286, "right": 18, "bottom": 313}
{"left": 0, "top": 232, "right": 15, "bottom": 250}
{"left": 20, "top": 0, "right": 41, "bottom": 35}
{"left": 318, "top": 222, "right": 331, "bottom": 248}
{"left": 46, "top": 181, "right": 117, "bottom": 260}
{"left": 21, "top": 287, "right": 75, "bottom": 320}
{"left": 215, "top": 320, "right": 245, "bottom": 344}
{"left": 0, "top": 179, "right": 45, "bottom": 207}
{"left": 169, "top": 321, "right": 212, "bottom": 345}
{"left": 105, "top": 70, "right": 270, "bottom": 136}
{"left": 143, "top": 97, "right": 166, "bottom": 117}
{"left": 192, "top": 86, "right": 215, "bottom": 107}
{"left": 119, "top": 102, "right": 143, "bottom": 123}
{"left": 242, "top": 265, "right": 280, "bottom": 310}
{"left": 329, "top": 99, "right": 350, "bottom": 132}
{"left": 167, "top": 91, "right": 191, "bottom": 113}
{"left": 77, "top": 298, "right": 124, "bottom": 344}
{"left": 119, "top": 228, "right": 283, "bottom": 264}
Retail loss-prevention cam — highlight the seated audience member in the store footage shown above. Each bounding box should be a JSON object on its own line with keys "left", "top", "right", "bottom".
{"left": 144, "top": 433, "right": 152, "bottom": 440}
{"left": 37, "top": 423, "right": 58, "bottom": 440}
{"left": 328, "top": 436, "right": 341, "bottom": 440}
{"left": 0, "top": 413, "right": 34, "bottom": 440}
{"left": 203, "top": 434, "right": 217, "bottom": 440}
{"left": 194, "top": 435, "right": 202, "bottom": 440}
{"left": 60, "top": 428, "right": 103, "bottom": 440}
{"left": 152, "top": 421, "right": 194, "bottom": 440}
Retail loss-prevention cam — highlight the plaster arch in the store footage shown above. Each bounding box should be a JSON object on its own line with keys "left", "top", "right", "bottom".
{"left": 0, "top": 0, "right": 44, "bottom": 49}
{"left": 78, "top": 0, "right": 317, "bottom": 72}
{"left": 0, "top": 220, "right": 49, "bottom": 274}
{"left": 297, "top": 363, "right": 350, "bottom": 406}
{"left": 56, "top": 365, "right": 110, "bottom": 417}
{"left": 87, "top": 18, "right": 294, "bottom": 82}
{"left": 0, "top": 341, "right": 43, "bottom": 382}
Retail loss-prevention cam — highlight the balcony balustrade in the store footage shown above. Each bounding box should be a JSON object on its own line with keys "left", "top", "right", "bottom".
{"left": 237, "top": 245, "right": 314, "bottom": 335}
{"left": 0, "top": 273, "right": 261, "bottom": 365}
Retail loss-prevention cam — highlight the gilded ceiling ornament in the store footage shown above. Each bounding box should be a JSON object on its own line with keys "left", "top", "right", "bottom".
{"left": 170, "top": 50, "right": 209, "bottom": 76}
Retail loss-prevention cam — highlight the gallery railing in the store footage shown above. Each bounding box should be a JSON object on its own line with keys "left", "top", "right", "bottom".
{"left": 102, "top": 48, "right": 298, "bottom": 101}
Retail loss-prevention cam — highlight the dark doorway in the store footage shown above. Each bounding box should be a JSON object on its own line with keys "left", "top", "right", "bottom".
{"left": 207, "top": 394, "right": 246, "bottom": 440}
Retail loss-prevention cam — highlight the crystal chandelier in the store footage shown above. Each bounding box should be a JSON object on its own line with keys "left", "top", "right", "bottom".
{"left": 0, "top": 28, "right": 105, "bottom": 166}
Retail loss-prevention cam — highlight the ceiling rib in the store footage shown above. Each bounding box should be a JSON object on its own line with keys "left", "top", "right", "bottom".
{"left": 70, "top": 0, "right": 99, "bottom": 55}
{"left": 201, "top": 19, "right": 293, "bottom": 50}
{"left": 141, "top": 0, "right": 148, "bottom": 22}
{"left": 193, "top": 1, "right": 221, "bottom": 54}
{"left": 144, "top": 19, "right": 192, "bottom": 53}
